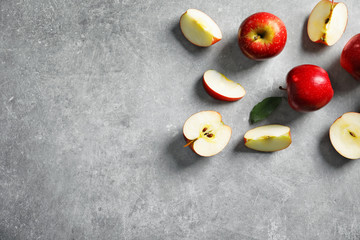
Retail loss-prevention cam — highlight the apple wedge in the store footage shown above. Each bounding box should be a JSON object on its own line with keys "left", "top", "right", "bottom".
{"left": 203, "top": 70, "right": 246, "bottom": 101}
{"left": 329, "top": 112, "right": 360, "bottom": 160}
{"left": 307, "top": 0, "right": 348, "bottom": 46}
{"left": 180, "top": 9, "right": 222, "bottom": 47}
{"left": 183, "top": 111, "right": 231, "bottom": 157}
{"left": 244, "top": 125, "right": 291, "bottom": 152}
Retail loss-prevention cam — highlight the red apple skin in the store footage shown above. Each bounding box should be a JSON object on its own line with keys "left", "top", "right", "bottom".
{"left": 286, "top": 64, "right": 334, "bottom": 112}
{"left": 340, "top": 33, "right": 360, "bottom": 81}
{"left": 238, "top": 12, "right": 287, "bottom": 60}
{"left": 202, "top": 77, "right": 245, "bottom": 101}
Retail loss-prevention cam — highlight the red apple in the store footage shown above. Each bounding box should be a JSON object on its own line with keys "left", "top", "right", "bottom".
{"left": 238, "top": 12, "right": 287, "bottom": 60}
{"left": 340, "top": 33, "right": 360, "bottom": 81}
{"left": 284, "top": 64, "right": 334, "bottom": 112}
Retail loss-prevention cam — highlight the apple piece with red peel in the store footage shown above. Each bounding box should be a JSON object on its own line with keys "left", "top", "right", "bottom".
{"left": 203, "top": 70, "right": 246, "bottom": 101}
{"left": 183, "top": 111, "right": 231, "bottom": 157}
{"left": 244, "top": 125, "right": 291, "bottom": 152}
{"left": 307, "top": 0, "right": 348, "bottom": 46}
{"left": 180, "top": 9, "right": 222, "bottom": 47}
{"left": 341, "top": 33, "right": 360, "bottom": 81}
{"left": 330, "top": 112, "right": 360, "bottom": 160}
{"left": 238, "top": 12, "right": 287, "bottom": 60}
{"left": 284, "top": 64, "right": 334, "bottom": 112}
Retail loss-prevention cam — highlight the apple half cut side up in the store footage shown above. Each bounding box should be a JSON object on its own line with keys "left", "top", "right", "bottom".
{"left": 183, "top": 111, "right": 231, "bottom": 157}
{"left": 244, "top": 125, "right": 291, "bottom": 152}
{"left": 203, "top": 70, "right": 246, "bottom": 101}
{"left": 329, "top": 112, "right": 360, "bottom": 160}
{"left": 180, "top": 9, "right": 222, "bottom": 47}
{"left": 307, "top": 0, "right": 348, "bottom": 46}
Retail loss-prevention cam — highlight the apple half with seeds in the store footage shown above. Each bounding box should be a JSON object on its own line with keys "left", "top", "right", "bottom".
{"left": 183, "top": 111, "right": 231, "bottom": 157}
{"left": 203, "top": 70, "right": 246, "bottom": 101}
{"left": 180, "top": 9, "right": 222, "bottom": 47}
{"left": 244, "top": 125, "right": 292, "bottom": 152}
{"left": 329, "top": 112, "right": 360, "bottom": 159}
{"left": 307, "top": 0, "right": 348, "bottom": 46}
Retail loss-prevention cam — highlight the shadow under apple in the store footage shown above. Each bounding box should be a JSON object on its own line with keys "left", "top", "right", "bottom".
{"left": 301, "top": 16, "right": 327, "bottom": 53}
{"left": 166, "top": 132, "right": 204, "bottom": 169}
{"left": 318, "top": 130, "right": 351, "bottom": 168}
{"left": 215, "top": 35, "right": 263, "bottom": 74}
{"left": 171, "top": 20, "right": 207, "bottom": 56}
{"left": 264, "top": 98, "right": 306, "bottom": 125}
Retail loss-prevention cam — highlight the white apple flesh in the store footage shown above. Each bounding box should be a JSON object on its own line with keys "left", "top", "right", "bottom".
{"left": 329, "top": 112, "right": 360, "bottom": 160}
{"left": 203, "top": 70, "right": 246, "bottom": 101}
{"left": 180, "top": 9, "right": 222, "bottom": 47}
{"left": 183, "top": 111, "right": 231, "bottom": 157}
{"left": 307, "top": 0, "right": 348, "bottom": 46}
{"left": 244, "top": 125, "right": 291, "bottom": 152}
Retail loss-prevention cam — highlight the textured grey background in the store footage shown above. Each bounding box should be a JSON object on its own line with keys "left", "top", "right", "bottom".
{"left": 0, "top": 0, "right": 360, "bottom": 239}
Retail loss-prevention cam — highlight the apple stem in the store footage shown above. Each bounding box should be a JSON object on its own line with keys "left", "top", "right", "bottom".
{"left": 330, "top": 0, "right": 335, "bottom": 10}
{"left": 279, "top": 86, "right": 287, "bottom": 91}
{"left": 184, "top": 139, "right": 196, "bottom": 148}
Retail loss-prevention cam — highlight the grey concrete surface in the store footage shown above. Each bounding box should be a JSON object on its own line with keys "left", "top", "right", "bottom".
{"left": 0, "top": 0, "right": 360, "bottom": 239}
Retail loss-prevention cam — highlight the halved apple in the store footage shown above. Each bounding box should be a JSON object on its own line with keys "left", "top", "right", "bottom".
{"left": 307, "top": 0, "right": 348, "bottom": 46}
{"left": 203, "top": 70, "right": 246, "bottom": 101}
{"left": 244, "top": 125, "right": 291, "bottom": 152}
{"left": 329, "top": 112, "right": 360, "bottom": 160}
{"left": 180, "top": 9, "right": 222, "bottom": 47}
{"left": 183, "top": 111, "right": 231, "bottom": 157}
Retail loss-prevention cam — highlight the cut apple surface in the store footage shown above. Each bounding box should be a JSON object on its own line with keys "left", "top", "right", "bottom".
{"left": 244, "top": 125, "right": 291, "bottom": 152}
{"left": 307, "top": 0, "right": 348, "bottom": 46}
{"left": 203, "top": 70, "right": 246, "bottom": 101}
{"left": 180, "top": 9, "right": 222, "bottom": 47}
{"left": 329, "top": 112, "right": 360, "bottom": 160}
{"left": 183, "top": 111, "right": 231, "bottom": 157}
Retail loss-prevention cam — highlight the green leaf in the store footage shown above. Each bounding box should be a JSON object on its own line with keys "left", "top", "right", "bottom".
{"left": 250, "top": 97, "right": 282, "bottom": 124}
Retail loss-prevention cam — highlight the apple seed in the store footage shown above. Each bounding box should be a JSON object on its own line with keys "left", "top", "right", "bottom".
{"left": 349, "top": 131, "right": 356, "bottom": 138}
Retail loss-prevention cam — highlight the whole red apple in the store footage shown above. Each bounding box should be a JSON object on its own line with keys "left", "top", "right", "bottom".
{"left": 285, "top": 64, "right": 334, "bottom": 112}
{"left": 238, "top": 12, "right": 287, "bottom": 60}
{"left": 340, "top": 33, "right": 360, "bottom": 81}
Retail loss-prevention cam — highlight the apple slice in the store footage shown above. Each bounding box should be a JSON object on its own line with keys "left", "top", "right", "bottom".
{"left": 244, "top": 125, "right": 291, "bottom": 152}
{"left": 307, "top": 0, "right": 348, "bottom": 46}
{"left": 180, "top": 9, "right": 222, "bottom": 47}
{"left": 183, "top": 111, "right": 231, "bottom": 157}
{"left": 329, "top": 112, "right": 360, "bottom": 160}
{"left": 203, "top": 70, "right": 246, "bottom": 101}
